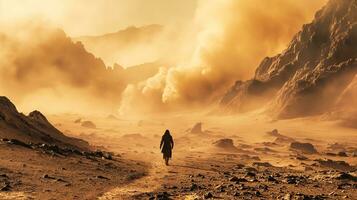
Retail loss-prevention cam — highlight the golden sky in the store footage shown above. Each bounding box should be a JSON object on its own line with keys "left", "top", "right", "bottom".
{"left": 0, "top": 0, "right": 198, "bottom": 36}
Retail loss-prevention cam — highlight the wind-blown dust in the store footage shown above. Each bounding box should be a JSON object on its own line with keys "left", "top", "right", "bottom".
{"left": 0, "top": 1, "right": 327, "bottom": 115}
{"left": 119, "top": 0, "right": 326, "bottom": 114}
{"left": 0, "top": 21, "right": 125, "bottom": 113}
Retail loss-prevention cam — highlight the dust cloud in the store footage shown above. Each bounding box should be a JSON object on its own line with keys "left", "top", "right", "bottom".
{"left": 0, "top": 0, "right": 327, "bottom": 115}
{"left": 119, "top": 0, "right": 326, "bottom": 115}
{"left": 0, "top": 20, "right": 125, "bottom": 114}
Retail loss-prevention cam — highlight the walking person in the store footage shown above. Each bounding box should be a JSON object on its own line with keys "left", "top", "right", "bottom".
{"left": 160, "top": 130, "right": 174, "bottom": 166}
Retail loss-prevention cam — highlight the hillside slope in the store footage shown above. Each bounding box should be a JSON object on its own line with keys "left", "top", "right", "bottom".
{"left": 0, "top": 96, "right": 88, "bottom": 149}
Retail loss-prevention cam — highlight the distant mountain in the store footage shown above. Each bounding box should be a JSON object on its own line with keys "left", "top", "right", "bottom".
{"left": 0, "top": 23, "right": 164, "bottom": 113}
{"left": 220, "top": 0, "right": 357, "bottom": 119}
{"left": 0, "top": 96, "right": 88, "bottom": 149}
{"left": 74, "top": 25, "right": 165, "bottom": 66}
{"left": 0, "top": 24, "right": 129, "bottom": 113}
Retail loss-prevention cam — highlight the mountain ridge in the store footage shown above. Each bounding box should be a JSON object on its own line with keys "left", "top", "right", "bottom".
{"left": 220, "top": 0, "right": 357, "bottom": 119}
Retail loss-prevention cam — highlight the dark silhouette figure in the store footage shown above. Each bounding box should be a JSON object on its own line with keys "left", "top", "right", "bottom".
{"left": 160, "top": 130, "right": 174, "bottom": 165}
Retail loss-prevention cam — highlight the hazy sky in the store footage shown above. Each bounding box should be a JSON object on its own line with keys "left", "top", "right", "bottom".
{"left": 0, "top": 0, "right": 198, "bottom": 36}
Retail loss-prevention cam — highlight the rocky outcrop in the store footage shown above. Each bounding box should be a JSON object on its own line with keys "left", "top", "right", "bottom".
{"left": 290, "top": 142, "right": 318, "bottom": 154}
{"left": 190, "top": 122, "right": 204, "bottom": 134}
{"left": 81, "top": 121, "right": 97, "bottom": 129}
{"left": 0, "top": 96, "right": 89, "bottom": 150}
{"left": 220, "top": 0, "right": 357, "bottom": 119}
{"left": 212, "top": 139, "right": 238, "bottom": 151}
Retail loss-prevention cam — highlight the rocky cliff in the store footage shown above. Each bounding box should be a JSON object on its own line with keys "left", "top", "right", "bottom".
{"left": 220, "top": 0, "right": 357, "bottom": 119}
{"left": 0, "top": 96, "right": 89, "bottom": 149}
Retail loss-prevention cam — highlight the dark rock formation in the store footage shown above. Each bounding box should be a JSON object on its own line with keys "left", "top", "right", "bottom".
{"left": 290, "top": 142, "right": 318, "bottom": 154}
{"left": 212, "top": 139, "right": 238, "bottom": 151}
{"left": 190, "top": 122, "right": 203, "bottom": 134}
{"left": 316, "top": 159, "right": 353, "bottom": 171}
{"left": 220, "top": 0, "right": 357, "bottom": 119}
{"left": 0, "top": 96, "right": 89, "bottom": 150}
{"left": 266, "top": 129, "right": 295, "bottom": 143}
{"left": 81, "top": 121, "right": 97, "bottom": 129}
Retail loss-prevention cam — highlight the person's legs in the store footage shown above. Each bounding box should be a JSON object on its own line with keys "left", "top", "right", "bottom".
{"left": 165, "top": 157, "right": 169, "bottom": 166}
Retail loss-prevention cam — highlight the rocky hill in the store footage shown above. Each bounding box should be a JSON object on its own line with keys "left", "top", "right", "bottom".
{"left": 0, "top": 96, "right": 88, "bottom": 149}
{"left": 220, "top": 0, "right": 357, "bottom": 119}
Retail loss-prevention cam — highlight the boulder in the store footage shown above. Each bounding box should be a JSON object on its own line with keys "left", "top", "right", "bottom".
{"left": 81, "top": 121, "right": 96, "bottom": 129}
{"left": 212, "top": 139, "right": 238, "bottom": 151}
{"left": 266, "top": 129, "right": 295, "bottom": 143}
{"left": 290, "top": 142, "right": 317, "bottom": 154}
{"left": 253, "top": 162, "right": 273, "bottom": 167}
{"left": 317, "top": 159, "right": 352, "bottom": 171}
{"left": 190, "top": 122, "right": 203, "bottom": 134}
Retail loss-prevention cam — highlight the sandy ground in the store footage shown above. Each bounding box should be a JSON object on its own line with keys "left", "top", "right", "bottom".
{"left": 37, "top": 112, "right": 357, "bottom": 199}
{"left": 0, "top": 141, "right": 147, "bottom": 200}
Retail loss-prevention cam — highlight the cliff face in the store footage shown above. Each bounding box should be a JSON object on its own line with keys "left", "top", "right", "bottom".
{"left": 221, "top": 0, "right": 357, "bottom": 119}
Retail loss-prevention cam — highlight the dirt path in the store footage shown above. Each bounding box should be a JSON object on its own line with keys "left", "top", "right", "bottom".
{"left": 0, "top": 192, "right": 34, "bottom": 200}
{"left": 98, "top": 156, "right": 169, "bottom": 200}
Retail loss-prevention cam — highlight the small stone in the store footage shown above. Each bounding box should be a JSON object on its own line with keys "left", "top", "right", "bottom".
{"left": 0, "top": 184, "right": 11, "bottom": 191}
{"left": 190, "top": 183, "right": 198, "bottom": 191}
{"left": 96, "top": 175, "right": 110, "bottom": 180}
{"left": 267, "top": 175, "right": 277, "bottom": 182}
{"left": 245, "top": 172, "right": 256, "bottom": 177}
{"left": 43, "top": 174, "right": 51, "bottom": 179}
{"left": 253, "top": 162, "right": 273, "bottom": 167}
{"left": 204, "top": 192, "right": 213, "bottom": 199}
{"left": 338, "top": 152, "right": 348, "bottom": 157}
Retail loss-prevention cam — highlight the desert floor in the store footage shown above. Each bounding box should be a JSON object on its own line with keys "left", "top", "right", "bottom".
{"left": 0, "top": 112, "right": 356, "bottom": 199}
{"left": 48, "top": 112, "right": 357, "bottom": 199}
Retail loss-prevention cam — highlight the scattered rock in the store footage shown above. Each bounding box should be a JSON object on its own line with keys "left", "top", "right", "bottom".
{"left": 190, "top": 183, "right": 198, "bottom": 191}
{"left": 267, "top": 129, "right": 295, "bottom": 143}
{"left": 42, "top": 174, "right": 55, "bottom": 179}
{"left": 56, "top": 178, "right": 66, "bottom": 182}
{"left": 204, "top": 192, "right": 213, "bottom": 199}
{"left": 241, "top": 154, "right": 260, "bottom": 161}
{"left": 229, "top": 176, "right": 247, "bottom": 183}
{"left": 285, "top": 175, "right": 306, "bottom": 184}
{"left": 290, "top": 142, "right": 317, "bottom": 154}
{"left": 212, "top": 139, "right": 238, "bottom": 151}
{"left": 245, "top": 167, "right": 257, "bottom": 172}
{"left": 267, "top": 175, "right": 278, "bottom": 182}
{"left": 190, "top": 122, "right": 203, "bottom": 134}
{"left": 253, "top": 162, "right": 273, "bottom": 167}
{"left": 81, "top": 121, "right": 96, "bottom": 129}
{"left": 0, "top": 183, "right": 11, "bottom": 191}
{"left": 254, "top": 147, "right": 276, "bottom": 153}
{"left": 304, "top": 166, "right": 313, "bottom": 171}
{"left": 335, "top": 172, "right": 357, "bottom": 181}
{"left": 74, "top": 118, "right": 81, "bottom": 123}
{"left": 245, "top": 172, "right": 256, "bottom": 177}
{"left": 317, "top": 159, "right": 352, "bottom": 171}
{"left": 338, "top": 151, "right": 348, "bottom": 157}
{"left": 328, "top": 143, "right": 346, "bottom": 152}
{"left": 6, "top": 139, "right": 31, "bottom": 148}
{"left": 296, "top": 155, "right": 309, "bottom": 160}
{"left": 96, "top": 175, "right": 110, "bottom": 180}
{"left": 326, "top": 152, "right": 337, "bottom": 156}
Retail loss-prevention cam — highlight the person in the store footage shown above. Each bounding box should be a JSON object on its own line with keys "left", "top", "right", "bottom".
{"left": 160, "top": 129, "right": 174, "bottom": 166}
